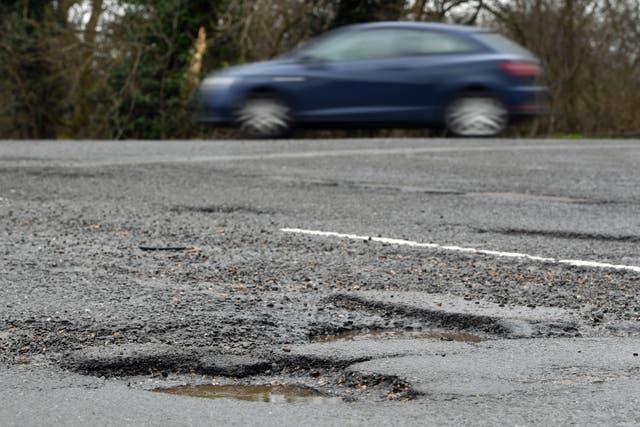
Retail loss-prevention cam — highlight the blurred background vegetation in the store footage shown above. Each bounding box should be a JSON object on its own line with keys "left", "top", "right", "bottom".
{"left": 1, "top": 0, "right": 639, "bottom": 139}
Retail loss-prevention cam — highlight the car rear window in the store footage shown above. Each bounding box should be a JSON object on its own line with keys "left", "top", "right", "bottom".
{"left": 475, "top": 33, "right": 534, "bottom": 57}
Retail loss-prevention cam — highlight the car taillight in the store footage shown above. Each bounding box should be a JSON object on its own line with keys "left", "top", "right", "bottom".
{"left": 500, "top": 61, "right": 540, "bottom": 76}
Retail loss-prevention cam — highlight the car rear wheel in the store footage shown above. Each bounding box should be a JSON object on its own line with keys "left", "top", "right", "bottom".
{"left": 445, "top": 95, "right": 508, "bottom": 137}
{"left": 236, "top": 95, "right": 291, "bottom": 139}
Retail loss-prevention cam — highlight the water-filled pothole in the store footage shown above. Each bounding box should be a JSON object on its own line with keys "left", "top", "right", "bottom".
{"left": 312, "top": 329, "right": 483, "bottom": 343}
{"left": 154, "top": 384, "right": 342, "bottom": 404}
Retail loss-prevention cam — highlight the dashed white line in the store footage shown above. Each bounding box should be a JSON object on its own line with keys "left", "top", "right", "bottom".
{"left": 281, "top": 228, "right": 640, "bottom": 273}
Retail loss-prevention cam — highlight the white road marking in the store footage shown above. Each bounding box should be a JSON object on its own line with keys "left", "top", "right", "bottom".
{"left": 281, "top": 228, "right": 640, "bottom": 273}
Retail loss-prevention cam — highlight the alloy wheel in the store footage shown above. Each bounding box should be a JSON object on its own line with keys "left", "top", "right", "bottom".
{"left": 237, "top": 97, "right": 291, "bottom": 139}
{"left": 445, "top": 96, "right": 508, "bottom": 137}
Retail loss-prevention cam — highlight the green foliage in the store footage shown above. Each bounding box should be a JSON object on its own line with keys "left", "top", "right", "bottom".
{"left": 0, "top": 0, "right": 639, "bottom": 139}
{"left": 105, "top": 0, "right": 229, "bottom": 139}
{"left": 0, "top": 1, "right": 69, "bottom": 138}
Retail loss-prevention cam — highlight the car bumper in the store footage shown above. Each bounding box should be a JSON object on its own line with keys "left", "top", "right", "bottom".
{"left": 192, "top": 111, "right": 234, "bottom": 126}
{"left": 191, "top": 86, "right": 238, "bottom": 126}
{"left": 506, "top": 86, "right": 550, "bottom": 117}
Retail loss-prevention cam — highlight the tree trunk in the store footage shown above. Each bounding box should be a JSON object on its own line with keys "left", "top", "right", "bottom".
{"left": 69, "top": 0, "right": 103, "bottom": 137}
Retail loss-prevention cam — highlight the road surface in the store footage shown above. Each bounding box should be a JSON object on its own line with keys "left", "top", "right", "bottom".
{"left": 1, "top": 138, "right": 639, "bottom": 425}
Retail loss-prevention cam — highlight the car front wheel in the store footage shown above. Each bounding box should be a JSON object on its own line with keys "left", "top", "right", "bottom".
{"left": 445, "top": 95, "right": 508, "bottom": 137}
{"left": 236, "top": 95, "right": 292, "bottom": 139}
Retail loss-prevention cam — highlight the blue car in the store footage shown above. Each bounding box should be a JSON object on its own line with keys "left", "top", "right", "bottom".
{"left": 194, "top": 22, "right": 546, "bottom": 138}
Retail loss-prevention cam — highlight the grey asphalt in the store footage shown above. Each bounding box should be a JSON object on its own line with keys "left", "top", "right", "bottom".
{"left": 2, "top": 341, "right": 639, "bottom": 427}
{"left": 1, "top": 138, "right": 639, "bottom": 426}
{"left": 3, "top": 138, "right": 639, "bottom": 262}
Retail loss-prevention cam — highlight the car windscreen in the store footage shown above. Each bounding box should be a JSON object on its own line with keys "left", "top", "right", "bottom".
{"left": 475, "top": 33, "right": 534, "bottom": 57}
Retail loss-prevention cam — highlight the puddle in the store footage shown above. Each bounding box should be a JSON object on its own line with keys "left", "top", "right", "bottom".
{"left": 312, "top": 329, "right": 483, "bottom": 343}
{"left": 154, "top": 384, "right": 341, "bottom": 404}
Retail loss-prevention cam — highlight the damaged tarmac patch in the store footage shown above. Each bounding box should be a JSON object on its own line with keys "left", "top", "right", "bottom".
{"left": 57, "top": 293, "right": 595, "bottom": 403}
{"left": 61, "top": 342, "right": 417, "bottom": 402}
{"left": 60, "top": 340, "right": 376, "bottom": 379}
{"left": 61, "top": 292, "right": 585, "bottom": 380}
{"left": 60, "top": 344, "right": 273, "bottom": 378}
{"left": 321, "top": 292, "right": 582, "bottom": 339}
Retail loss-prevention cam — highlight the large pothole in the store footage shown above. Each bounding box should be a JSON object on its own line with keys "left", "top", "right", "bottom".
{"left": 56, "top": 293, "right": 583, "bottom": 403}
{"left": 147, "top": 365, "right": 417, "bottom": 403}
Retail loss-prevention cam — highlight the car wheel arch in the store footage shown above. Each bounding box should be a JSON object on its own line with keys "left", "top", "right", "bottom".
{"left": 447, "top": 84, "right": 504, "bottom": 104}
{"left": 237, "top": 86, "right": 293, "bottom": 110}
{"left": 439, "top": 84, "right": 506, "bottom": 118}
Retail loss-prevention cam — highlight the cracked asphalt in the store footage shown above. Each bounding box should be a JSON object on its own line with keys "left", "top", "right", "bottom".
{"left": 1, "top": 138, "right": 639, "bottom": 426}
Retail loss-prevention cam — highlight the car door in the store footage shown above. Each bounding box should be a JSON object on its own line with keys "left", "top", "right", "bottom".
{"left": 286, "top": 28, "right": 413, "bottom": 123}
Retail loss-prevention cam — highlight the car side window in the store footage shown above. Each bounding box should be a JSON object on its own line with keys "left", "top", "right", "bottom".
{"left": 299, "top": 28, "right": 477, "bottom": 63}
{"left": 392, "top": 30, "right": 477, "bottom": 56}
{"left": 301, "top": 29, "right": 397, "bottom": 62}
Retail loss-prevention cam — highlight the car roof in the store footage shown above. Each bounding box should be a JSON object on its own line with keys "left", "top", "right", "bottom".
{"left": 343, "top": 21, "right": 489, "bottom": 34}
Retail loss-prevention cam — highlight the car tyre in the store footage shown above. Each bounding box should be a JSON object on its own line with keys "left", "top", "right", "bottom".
{"left": 236, "top": 95, "right": 292, "bottom": 139}
{"left": 445, "top": 94, "right": 508, "bottom": 137}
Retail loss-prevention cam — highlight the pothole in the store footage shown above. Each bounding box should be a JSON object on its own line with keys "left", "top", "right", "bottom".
{"left": 153, "top": 384, "right": 341, "bottom": 404}
{"left": 311, "top": 329, "right": 484, "bottom": 343}
{"left": 64, "top": 341, "right": 419, "bottom": 402}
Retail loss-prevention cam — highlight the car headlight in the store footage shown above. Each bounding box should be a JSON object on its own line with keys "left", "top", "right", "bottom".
{"left": 200, "top": 76, "right": 237, "bottom": 90}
